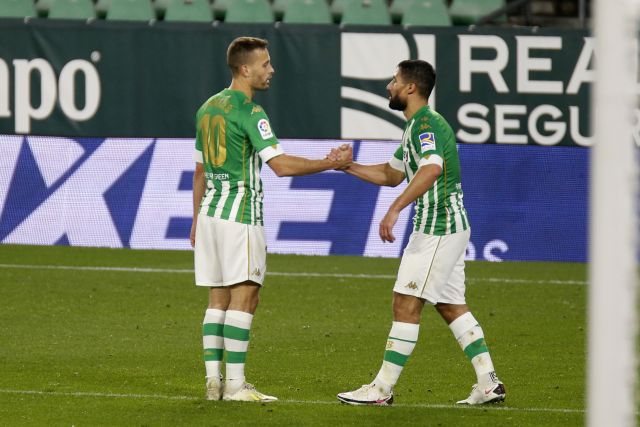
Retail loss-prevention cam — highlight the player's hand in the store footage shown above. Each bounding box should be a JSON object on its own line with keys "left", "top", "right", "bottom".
{"left": 326, "top": 148, "right": 340, "bottom": 162}
{"left": 190, "top": 221, "right": 197, "bottom": 248}
{"left": 379, "top": 208, "right": 399, "bottom": 243}
{"left": 332, "top": 144, "right": 353, "bottom": 170}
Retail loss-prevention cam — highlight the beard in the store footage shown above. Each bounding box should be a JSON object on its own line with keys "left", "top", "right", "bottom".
{"left": 388, "top": 94, "right": 406, "bottom": 111}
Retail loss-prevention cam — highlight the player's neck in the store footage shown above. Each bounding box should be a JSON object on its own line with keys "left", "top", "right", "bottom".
{"left": 403, "top": 99, "right": 429, "bottom": 121}
{"left": 229, "top": 80, "right": 254, "bottom": 101}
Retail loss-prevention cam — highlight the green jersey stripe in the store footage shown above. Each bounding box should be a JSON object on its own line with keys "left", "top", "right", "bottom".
{"left": 207, "top": 180, "right": 222, "bottom": 217}
{"left": 248, "top": 148, "right": 255, "bottom": 225}
{"left": 213, "top": 181, "right": 230, "bottom": 218}
{"left": 430, "top": 180, "right": 439, "bottom": 234}
{"left": 253, "top": 158, "right": 258, "bottom": 225}
{"left": 223, "top": 186, "right": 239, "bottom": 220}
{"left": 255, "top": 152, "right": 263, "bottom": 225}
{"left": 200, "top": 184, "right": 215, "bottom": 216}
{"left": 229, "top": 182, "right": 245, "bottom": 222}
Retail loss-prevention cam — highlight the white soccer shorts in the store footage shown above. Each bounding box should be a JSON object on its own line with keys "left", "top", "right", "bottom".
{"left": 194, "top": 214, "right": 267, "bottom": 287}
{"left": 393, "top": 228, "right": 470, "bottom": 304}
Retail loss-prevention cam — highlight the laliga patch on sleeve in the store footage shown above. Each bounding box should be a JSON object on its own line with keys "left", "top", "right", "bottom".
{"left": 419, "top": 132, "right": 436, "bottom": 153}
{"left": 257, "top": 119, "right": 274, "bottom": 140}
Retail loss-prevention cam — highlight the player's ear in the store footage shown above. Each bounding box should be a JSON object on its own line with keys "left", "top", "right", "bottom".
{"left": 406, "top": 82, "right": 417, "bottom": 95}
{"left": 239, "top": 64, "right": 251, "bottom": 78}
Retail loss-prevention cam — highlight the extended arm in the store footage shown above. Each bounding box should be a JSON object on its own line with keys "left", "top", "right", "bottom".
{"left": 267, "top": 148, "right": 352, "bottom": 177}
{"left": 379, "top": 164, "right": 442, "bottom": 242}
{"left": 343, "top": 162, "right": 405, "bottom": 187}
{"left": 190, "top": 162, "right": 206, "bottom": 248}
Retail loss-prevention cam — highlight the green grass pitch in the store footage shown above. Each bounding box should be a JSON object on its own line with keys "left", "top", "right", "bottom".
{"left": 0, "top": 244, "right": 594, "bottom": 425}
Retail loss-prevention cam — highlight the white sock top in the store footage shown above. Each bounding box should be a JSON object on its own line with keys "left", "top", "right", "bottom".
{"left": 448, "top": 312, "right": 478, "bottom": 339}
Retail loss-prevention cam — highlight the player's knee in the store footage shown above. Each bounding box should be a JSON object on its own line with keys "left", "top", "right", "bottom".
{"left": 392, "top": 294, "right": 423, "bottom": 323}
{"left": 435, "top": 303, "right": 468, "bottom": 323}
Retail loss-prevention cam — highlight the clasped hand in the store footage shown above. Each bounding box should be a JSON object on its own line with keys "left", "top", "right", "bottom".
{"left": 326, "top": 144, "right": 353, "bottom": 170}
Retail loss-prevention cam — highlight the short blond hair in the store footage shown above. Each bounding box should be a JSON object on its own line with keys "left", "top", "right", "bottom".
{"left": 227, "top": 37, "right": 269, "bottom": 76}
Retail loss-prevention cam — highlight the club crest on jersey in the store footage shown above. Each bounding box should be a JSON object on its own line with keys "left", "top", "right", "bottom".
{"left": 419, "top": 132, "right": 436, "bottom": 153}
{"left": 258, "top": 119, "right": 273, "bottom": 139}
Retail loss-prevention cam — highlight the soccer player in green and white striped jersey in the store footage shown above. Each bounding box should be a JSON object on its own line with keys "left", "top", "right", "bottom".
{"left": 335, "top": 60, "right": 505, "bottom": 406}
{"left": 191, "top": 37, "right": 352, "bottom": 403}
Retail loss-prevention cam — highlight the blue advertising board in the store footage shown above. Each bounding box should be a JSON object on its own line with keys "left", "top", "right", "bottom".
{"left": 0, "top": 136, "right": 587, "bottom": 262}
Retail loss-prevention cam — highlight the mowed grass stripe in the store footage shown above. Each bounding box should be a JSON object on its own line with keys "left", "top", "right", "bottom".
{"left": 0, "top": 389, "right": 585, "bottom": 414}
{"left": 0, "top": 263, "right": 586, "bottom": 285}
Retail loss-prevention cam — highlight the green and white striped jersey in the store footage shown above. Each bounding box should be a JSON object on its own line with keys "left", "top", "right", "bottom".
{"left": 194, "top": 89, "right": 283, "bottom": 225}
{"left": 389, "top": 105, "right": 470, "bottom": 236}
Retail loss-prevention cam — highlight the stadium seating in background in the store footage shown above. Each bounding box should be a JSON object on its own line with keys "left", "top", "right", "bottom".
{"left": 272, "top": 0, "right": 292, "bottom": 20}
{"left": 97, "top": 0, "right": 155, "bottom": 21}
{"left": 0, "top": 0, "right": 35, "bottom": 18}
{"left": 283, "top": 0, "right": 332, "bottom": 24}
{"left": 400, "top": 0, "right": 451, "bottom": 26}
{"left": 211, "top": 0, "right": 230, "bottom": 20}
{"left": 340, "top": 0, "right": 391, "bottom": 25}
{"left": 389, "top": 0, "right": 411, "bottom": 23}
{"left": 330, "top": 0, "right": 350, "bottom": 21}
{"left": 9, "top": 0, "right": 515, "bottom": 26}
{"left": 163, "top": 0, "right": 212, "bottom": 22}
{"left": 41, "top": 0, "right": 95, "bottom": 19}
{"left": 225, "top": 0, "right": 274, "bottom": 23}
{"left": 449, "top": 0, "right": 506, "bottom": 25}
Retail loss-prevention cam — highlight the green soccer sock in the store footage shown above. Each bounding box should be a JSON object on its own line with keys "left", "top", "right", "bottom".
{"left": 202, "top": 308, "right": 225, "bottom": 380}
{"left": 374, "top": 321, "right": 419, "bottom": 393}
{"left": 449, "top": 312, "right": 498, "bottom": 385}
{"left": 223, "top": 310, "right": 253, "bottom": 393}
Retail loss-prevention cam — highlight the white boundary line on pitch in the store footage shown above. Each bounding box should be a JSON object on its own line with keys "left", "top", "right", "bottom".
{"left": 0, "top": 389, "right": 585, "bottom": 414}
{"left": 0, "top": 263, "right": 587, "bottom": 285}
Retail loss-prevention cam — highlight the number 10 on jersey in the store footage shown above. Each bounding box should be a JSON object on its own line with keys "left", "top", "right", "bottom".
{"left": 200, "top": 114, "right": 227, "bottom": 167}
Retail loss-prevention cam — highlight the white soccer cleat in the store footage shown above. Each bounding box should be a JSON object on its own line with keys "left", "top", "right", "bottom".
{"left": 337, "top": 383, "right": 394, "bottom": 406}
{"left": 456, "top": 382, "right": 506, "bottom": 405}
{"left": 222, "top": 382, "right": 278, "bottom": 402}
{"left": 205, "top": 376, "right": 223, "bottom": 401}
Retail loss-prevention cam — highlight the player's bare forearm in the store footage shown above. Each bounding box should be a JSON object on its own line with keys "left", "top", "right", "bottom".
{"left": 192, "top": 163, "right": 206, "bottom": 220}
{"left": 344, "top": 163, "right": 405, "bottom": 187}
{"left": 388, "top": 164, "right": 441, "bottom": 214}
{"left": 268, "top": 154, "right": 348, "bottom": 177}
{"left": 190, "top": 163, "right": 206, "bottom": 248}
{"left": 379, "top": 165, "right": 441, "bottom": 242}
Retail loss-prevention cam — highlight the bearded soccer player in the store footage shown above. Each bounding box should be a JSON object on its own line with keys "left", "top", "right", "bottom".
{"left": 191, "top": 37, "right": 352, "bottom": 402}
{"left": 335, "top": 60, "right": 505, "bottom": 406}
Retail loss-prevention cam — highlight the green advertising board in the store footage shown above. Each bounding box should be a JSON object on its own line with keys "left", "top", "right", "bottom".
{"left": 0, "top": 20, "right": 593, "bottom": 146}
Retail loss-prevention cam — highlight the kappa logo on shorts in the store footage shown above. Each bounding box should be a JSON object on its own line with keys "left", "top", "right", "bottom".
{"left": 257, "top": 119, "right": 273, "bottom": 140}
{"left": 405, "top": 281, "right": 418, "bottom": 290}
{"left": 251, "top": 268, "right": 262, "bottom": 277}
{"left": 419, "top": 132, "right": 436, "bottom": 153}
